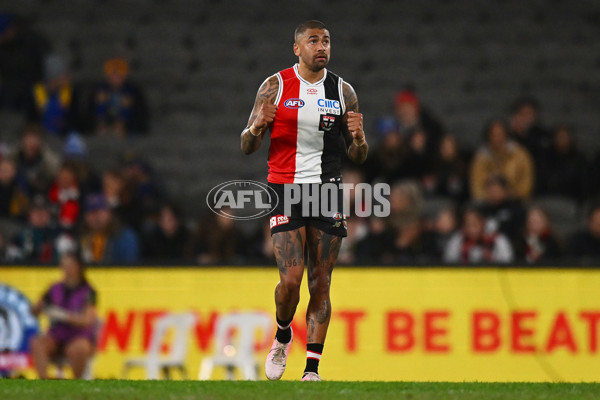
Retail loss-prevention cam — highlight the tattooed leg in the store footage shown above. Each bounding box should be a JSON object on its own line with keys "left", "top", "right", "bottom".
{"left": 306, "top": 226, "right": 342, "bottom": 343}
{"left": 272, "top": 228, "right": 306, "bottom": 321}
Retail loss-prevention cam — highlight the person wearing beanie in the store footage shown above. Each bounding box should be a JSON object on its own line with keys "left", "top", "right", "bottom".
{"left": 26, "top": 54, "right": 81, "bottom": 135}
{"left": 92, "top": 57, "right": 149, "bottom": 137}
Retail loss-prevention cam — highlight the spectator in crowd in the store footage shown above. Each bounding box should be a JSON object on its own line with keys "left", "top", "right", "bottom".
{"left": 26, "top": 54, "right": 81, "bottom": 135}
{"left": 566, "top": 204, "right": 600, "bottom": 262}
{"left": 470, "top": 119, "right": 534, "bottom": 201}
{"left": 142, "top": 204, "right": 193, "bottom": 262}
{"left": 92, "top": 57, "right": 148, "bottom": 136}
{"left": 0, "top": 13, "right": 51, "bottom": 110}
{"left": 377, "top": 88, "right": 443, "bottom": 152}
{"left": 404, "top": 128, "right": 434, "bottom": 180}
{"left": 48, "top": 161, "right": 81, "bottom": 231}
{"left": 477, "top": 175, "right": 525, "bottom": 244}
{"left": 508, "top": 96, "right": 549, "bottom": 167}
{"left": 30, "top": 252, "right": 98, "bottom": 379}
{"left": 62, "top": 133, "right": 101, "bottom": 197}
{"left": 355, "top": 217, "right": 393, "bottom": 264}
{"left": 12, "top": 124, "right": 61, "bottom": 195}
{"left": 0, "top": 158, "right": 29, "bottom": 219}
{"left": 102, "top": 167, "right": 127, "bottom": 222}
{"left": 444, "top": 206, "right": 513, "bottom": 264}
{"left": 193, "top": 209, "right": 245, "bottom": 264}
{"left": 12, "top": 196, "right": 58, "bottom": 263}
{"left": 388, "top": 180, "right": 422, "bottom": 227}
{"left": 390, "top": 218, "right": 427, "bottom": 263}
{"left": 536, "top": 124, "right": 588, "bottom": 202}
{"left": 423, "top": 134, "right": 469, "bottom": 203}
{"left": 79, "top": 194, "right": 139, "bottom": 264}
{"left": 119, "top": 156, "right": 164, "bottom": 232}
{"left": 359, "top": 180, "right": 425, "bottom": 263}
{"left": 516, "top": 206, "right": 561, "bottom": 264}
{"left": 421, "top": 206, "right": 459, "bottom": 261}
{"left": 363, "top": 131, "right": 407, "bottom": 183}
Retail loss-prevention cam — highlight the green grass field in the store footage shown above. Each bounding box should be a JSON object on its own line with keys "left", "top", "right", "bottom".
{"left": 0, "top": 380, "right": 599, "bottom": 400}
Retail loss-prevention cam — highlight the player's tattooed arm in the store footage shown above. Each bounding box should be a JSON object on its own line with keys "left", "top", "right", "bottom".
{"left": 342, "top": 81, "right": 368, "bottom": 164}
{"left": 241, "top": 75, "right": 279, "bottom": 154}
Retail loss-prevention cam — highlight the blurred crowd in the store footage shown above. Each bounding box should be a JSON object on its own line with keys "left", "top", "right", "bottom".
{"left": 336, "top": 91, "right": 600, "bottom": 265}
{"left": 1, "top": 13, "right": 600, "bottom": 266}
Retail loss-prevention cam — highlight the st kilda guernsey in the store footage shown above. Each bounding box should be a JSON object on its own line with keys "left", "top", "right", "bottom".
{"left": 267, "top": 64, "right": 347, "bottom": 184}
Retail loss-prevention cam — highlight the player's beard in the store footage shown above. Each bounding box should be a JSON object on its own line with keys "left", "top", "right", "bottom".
{"left": 310, "top": 56, "right": 328, "bottom": 72}
{"left": 300, "top": 52, "right": 328, "bottom": 72}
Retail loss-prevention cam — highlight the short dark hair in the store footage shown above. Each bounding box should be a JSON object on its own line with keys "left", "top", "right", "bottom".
{"left": 294, "top": 20, "right": 328, "bottom": 42}
{"left": 481, "top": 119, "right": 508, "bottom": 143}
{"left": 510, "top": 96, "right": 540, "bottom": 115}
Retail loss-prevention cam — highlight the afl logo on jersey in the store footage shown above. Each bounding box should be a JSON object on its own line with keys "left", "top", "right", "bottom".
{"left": 284, "top": 98, "right": 305, "bottom": 109}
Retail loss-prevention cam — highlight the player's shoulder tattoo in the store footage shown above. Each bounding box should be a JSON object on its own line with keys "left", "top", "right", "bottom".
{"left": 257, "top": 74, "right": 279, "bottom": 104}
{"left": 342, "top": 81, "right": 359, "bottom": 113}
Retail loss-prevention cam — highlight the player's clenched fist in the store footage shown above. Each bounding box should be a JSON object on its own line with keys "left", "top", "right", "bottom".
{"left": 347, "top": 111, "right": 365, "bottom": 143}
{"left": 253, "top": 103, "right": 278, "bottom": 131}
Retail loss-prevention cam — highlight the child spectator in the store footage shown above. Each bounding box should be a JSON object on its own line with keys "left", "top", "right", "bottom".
{"left": 92, "top": 57, "right": 148, "bottom": 136}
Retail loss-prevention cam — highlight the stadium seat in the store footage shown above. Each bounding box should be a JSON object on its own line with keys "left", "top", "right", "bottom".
{"left": 121, "top": 313, "right": 196, "bottom": 380}
{"left": 198, "top": 312, "right": 272, "bottom": 381}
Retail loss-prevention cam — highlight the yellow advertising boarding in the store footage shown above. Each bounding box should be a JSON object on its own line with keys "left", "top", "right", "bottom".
{"left": 1, "top": 266, "right": 599, "bottom": 381}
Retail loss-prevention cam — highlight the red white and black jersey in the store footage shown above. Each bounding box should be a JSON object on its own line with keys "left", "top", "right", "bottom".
{"left": 267, "top": 64, "right": 347, "bottom": 184}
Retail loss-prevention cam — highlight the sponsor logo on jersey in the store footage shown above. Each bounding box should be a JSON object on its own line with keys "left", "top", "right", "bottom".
{"left": 306, "top": 88, "right": 318, "bottom": 95}
{"left": 333, "top": 211, "right": 343, "bottom": 220}
{"left": 270, "top": 215, "right": 290, "bottom": 229}
{"left": 319, "top": 115, "right": 336, "bottom": 132}
{"left": 284, "top": 98, "right": 305, "bottom": 109}
{"left": 317, "top": 98, "right": 341, "bottom": 115}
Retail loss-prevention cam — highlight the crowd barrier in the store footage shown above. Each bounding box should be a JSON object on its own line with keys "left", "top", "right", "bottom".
{"left": 1, "top": 266, "right": 599, "bottom": 381}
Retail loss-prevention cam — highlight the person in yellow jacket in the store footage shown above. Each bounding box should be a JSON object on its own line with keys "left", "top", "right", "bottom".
{"left": 470, "top": 120, "right": 534, "bottom": 201}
